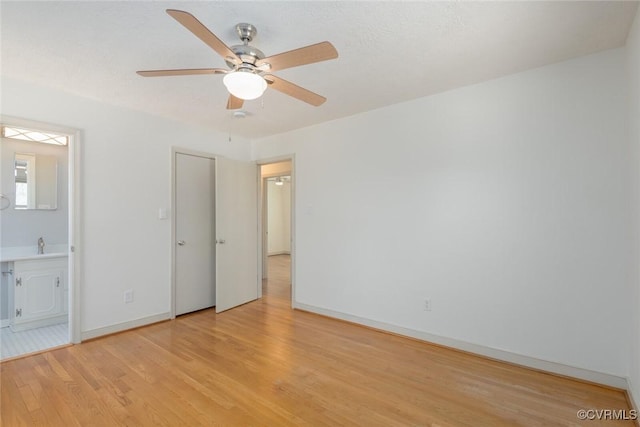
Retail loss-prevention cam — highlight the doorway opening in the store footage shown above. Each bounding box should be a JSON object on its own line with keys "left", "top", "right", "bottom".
{"left": 0, "top": 117, "right": 80, "bottom": 360}
{"left": 259, "top": 160, "right": 293, "bottom": 305}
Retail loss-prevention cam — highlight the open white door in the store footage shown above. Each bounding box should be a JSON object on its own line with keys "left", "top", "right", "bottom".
{"left": 215, "top": 156, "right": 258, "bottom": 312}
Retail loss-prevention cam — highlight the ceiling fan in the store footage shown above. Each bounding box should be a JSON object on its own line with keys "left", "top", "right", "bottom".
{"left": 137, "top": 9, "right": 338, "bottom": 110}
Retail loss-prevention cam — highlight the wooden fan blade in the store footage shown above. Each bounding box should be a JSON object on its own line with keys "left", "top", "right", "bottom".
{"left": 264, "top": 75, "right": 326, "bottom": 106}
{"left": 137, "top": 68, "right": 227, "bottom": 77}
{"left": 256, "top": 41, "right": 338, "bottom": 72}
{"left": 166, "top": 9, "right": 240, "bottom": 64}
{"left": 226, "top": 95, "right": 244, "bottom": 110}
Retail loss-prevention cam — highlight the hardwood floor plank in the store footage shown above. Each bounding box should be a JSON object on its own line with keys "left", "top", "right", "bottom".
{"left": 1, "top": 255, "right": 635, "bottom": 426}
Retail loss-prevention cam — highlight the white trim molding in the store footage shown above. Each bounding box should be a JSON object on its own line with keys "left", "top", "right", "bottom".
{"left": 81, "top": 312, "right": 171, "bottom": 341}
{"left": 294, "top": 302, "right": 629, "bottom": 390}
{"left": 627, "top": 380, "right": 639, "bottom": 416}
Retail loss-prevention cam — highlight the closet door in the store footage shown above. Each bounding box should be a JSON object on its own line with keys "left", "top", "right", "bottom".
{"left": 175, "top": 152, "right": 215, "bottom": 315}
{"left": 215, "top": 156, "right": 258, "bottom": 312}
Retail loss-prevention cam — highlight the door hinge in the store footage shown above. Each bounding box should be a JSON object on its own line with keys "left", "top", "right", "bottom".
{"left": 16, "top": 277, "right": 22, "bottom": 286}
{"left": 56, "top": 277, "right": 60, "bottom": 287}
{"left": 16, "top": 308, "right": 22, "bottom": 317}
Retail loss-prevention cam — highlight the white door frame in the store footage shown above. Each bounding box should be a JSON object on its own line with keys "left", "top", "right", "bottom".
{"left": 262, "top": 176, "right": 269, "bottom": 279}
{"left": 170, "top": 147, "right": 217, "bottom": 319}
{"left": 257, "top": 156, "right": 295, "bottom": 305}
{"left": 0, "top": 115, "right": 82, "bottom": 344}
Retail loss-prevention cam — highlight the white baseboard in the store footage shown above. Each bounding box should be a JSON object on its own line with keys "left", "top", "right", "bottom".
{"left": 294, "top": 302, "right": 628, "bottom": 390}
{"left": 627, "top": 379, "right": 639, "bottom": 416}
{"left": 0, "top": 318, "right": 9, "bottom": 328}
{"left": 81, "top": 312, "right": 171, "bottom": 341}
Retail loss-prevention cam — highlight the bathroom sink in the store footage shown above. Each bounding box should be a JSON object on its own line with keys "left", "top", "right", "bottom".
{"left": 0, "top": 245, "right": 69, "bottom": 262}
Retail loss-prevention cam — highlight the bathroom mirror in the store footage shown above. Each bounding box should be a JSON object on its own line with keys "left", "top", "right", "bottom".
{"left": 14, "top": 153, "right": 58, "bottom": 210}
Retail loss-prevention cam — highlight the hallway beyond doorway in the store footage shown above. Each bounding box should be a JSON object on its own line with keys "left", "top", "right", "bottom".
{"left": 263, "top": 254, "right": 291, "bottom": 303}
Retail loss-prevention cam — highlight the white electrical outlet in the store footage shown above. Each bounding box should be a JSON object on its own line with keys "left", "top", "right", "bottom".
{"left": 424, "top": 299, "right": 432, "bottom": 312}
{"left": 124, "top": 290, "right": 134, "bottom": 304}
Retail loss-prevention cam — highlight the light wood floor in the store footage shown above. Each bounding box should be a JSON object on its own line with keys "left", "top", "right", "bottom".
{"left": 1, "top": 255, "right": 636, "bottom": 426}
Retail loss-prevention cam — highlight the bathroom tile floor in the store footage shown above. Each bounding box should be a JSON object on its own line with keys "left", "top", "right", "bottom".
{"left": 0, "top": 322, "right": 68, "bottom": 360}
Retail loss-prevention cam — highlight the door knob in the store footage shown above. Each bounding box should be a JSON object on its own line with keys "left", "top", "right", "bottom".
{"left": 177, "top": 240, "right": 186, "bottom": 246}
{"left": 216, "top": 239, "right": 226, "bottom": 244}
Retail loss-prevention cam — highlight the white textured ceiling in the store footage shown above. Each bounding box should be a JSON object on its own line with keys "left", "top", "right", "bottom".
{"left": 1, "top": 1, "right": 638, "bottom": 139}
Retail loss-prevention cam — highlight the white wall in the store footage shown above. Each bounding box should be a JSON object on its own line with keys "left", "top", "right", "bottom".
{"left": 253, "top": 48, "right": 632, "bottom": 380}
{"left": 1, "top": 77, "right": 251, "bottom": 335}
{"left": 626, "top": 6, "right": 640, "bottom": 411}
{"left": 267, "top": 180, "right": 291, "bottom": 255}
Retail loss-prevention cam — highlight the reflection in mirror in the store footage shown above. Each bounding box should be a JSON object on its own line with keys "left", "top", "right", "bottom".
{"left": 15, "top": 154, "right": 34, "bottom": 209}
{"left": 14, "top": 153, "right": 58, "bottom": 210}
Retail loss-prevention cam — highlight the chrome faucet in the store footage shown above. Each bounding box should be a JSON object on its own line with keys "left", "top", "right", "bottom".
{"left": 38, "top": 237, "right": 45, "bottom": 254}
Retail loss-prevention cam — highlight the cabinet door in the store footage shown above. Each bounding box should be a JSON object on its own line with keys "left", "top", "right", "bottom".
{"left": 15, "top": 268, "right": 63, "bottom": 322}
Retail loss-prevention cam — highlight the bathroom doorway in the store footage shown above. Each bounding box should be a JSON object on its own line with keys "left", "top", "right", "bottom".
{"left": 259, "top": 159, "right": 294, "bottom": 305}
{"left": 0, "top": 117, "right": 80, "bottom": 360}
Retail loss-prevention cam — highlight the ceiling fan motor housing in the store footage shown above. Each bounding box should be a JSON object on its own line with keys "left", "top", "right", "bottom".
{"left": 224, "top": 23, "right": 266, "bottom": 69}
{"left": 227, "top": 44, "right": 265, "bottom": 68}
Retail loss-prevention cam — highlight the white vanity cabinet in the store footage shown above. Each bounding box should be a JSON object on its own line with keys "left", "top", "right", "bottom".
{"left": 10, "top": 257, "right": 68, "bottom": 331}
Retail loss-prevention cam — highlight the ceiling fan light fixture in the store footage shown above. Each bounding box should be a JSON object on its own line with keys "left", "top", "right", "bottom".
{"left": 223, "top": 69, "right": 267, "bottom": 100}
